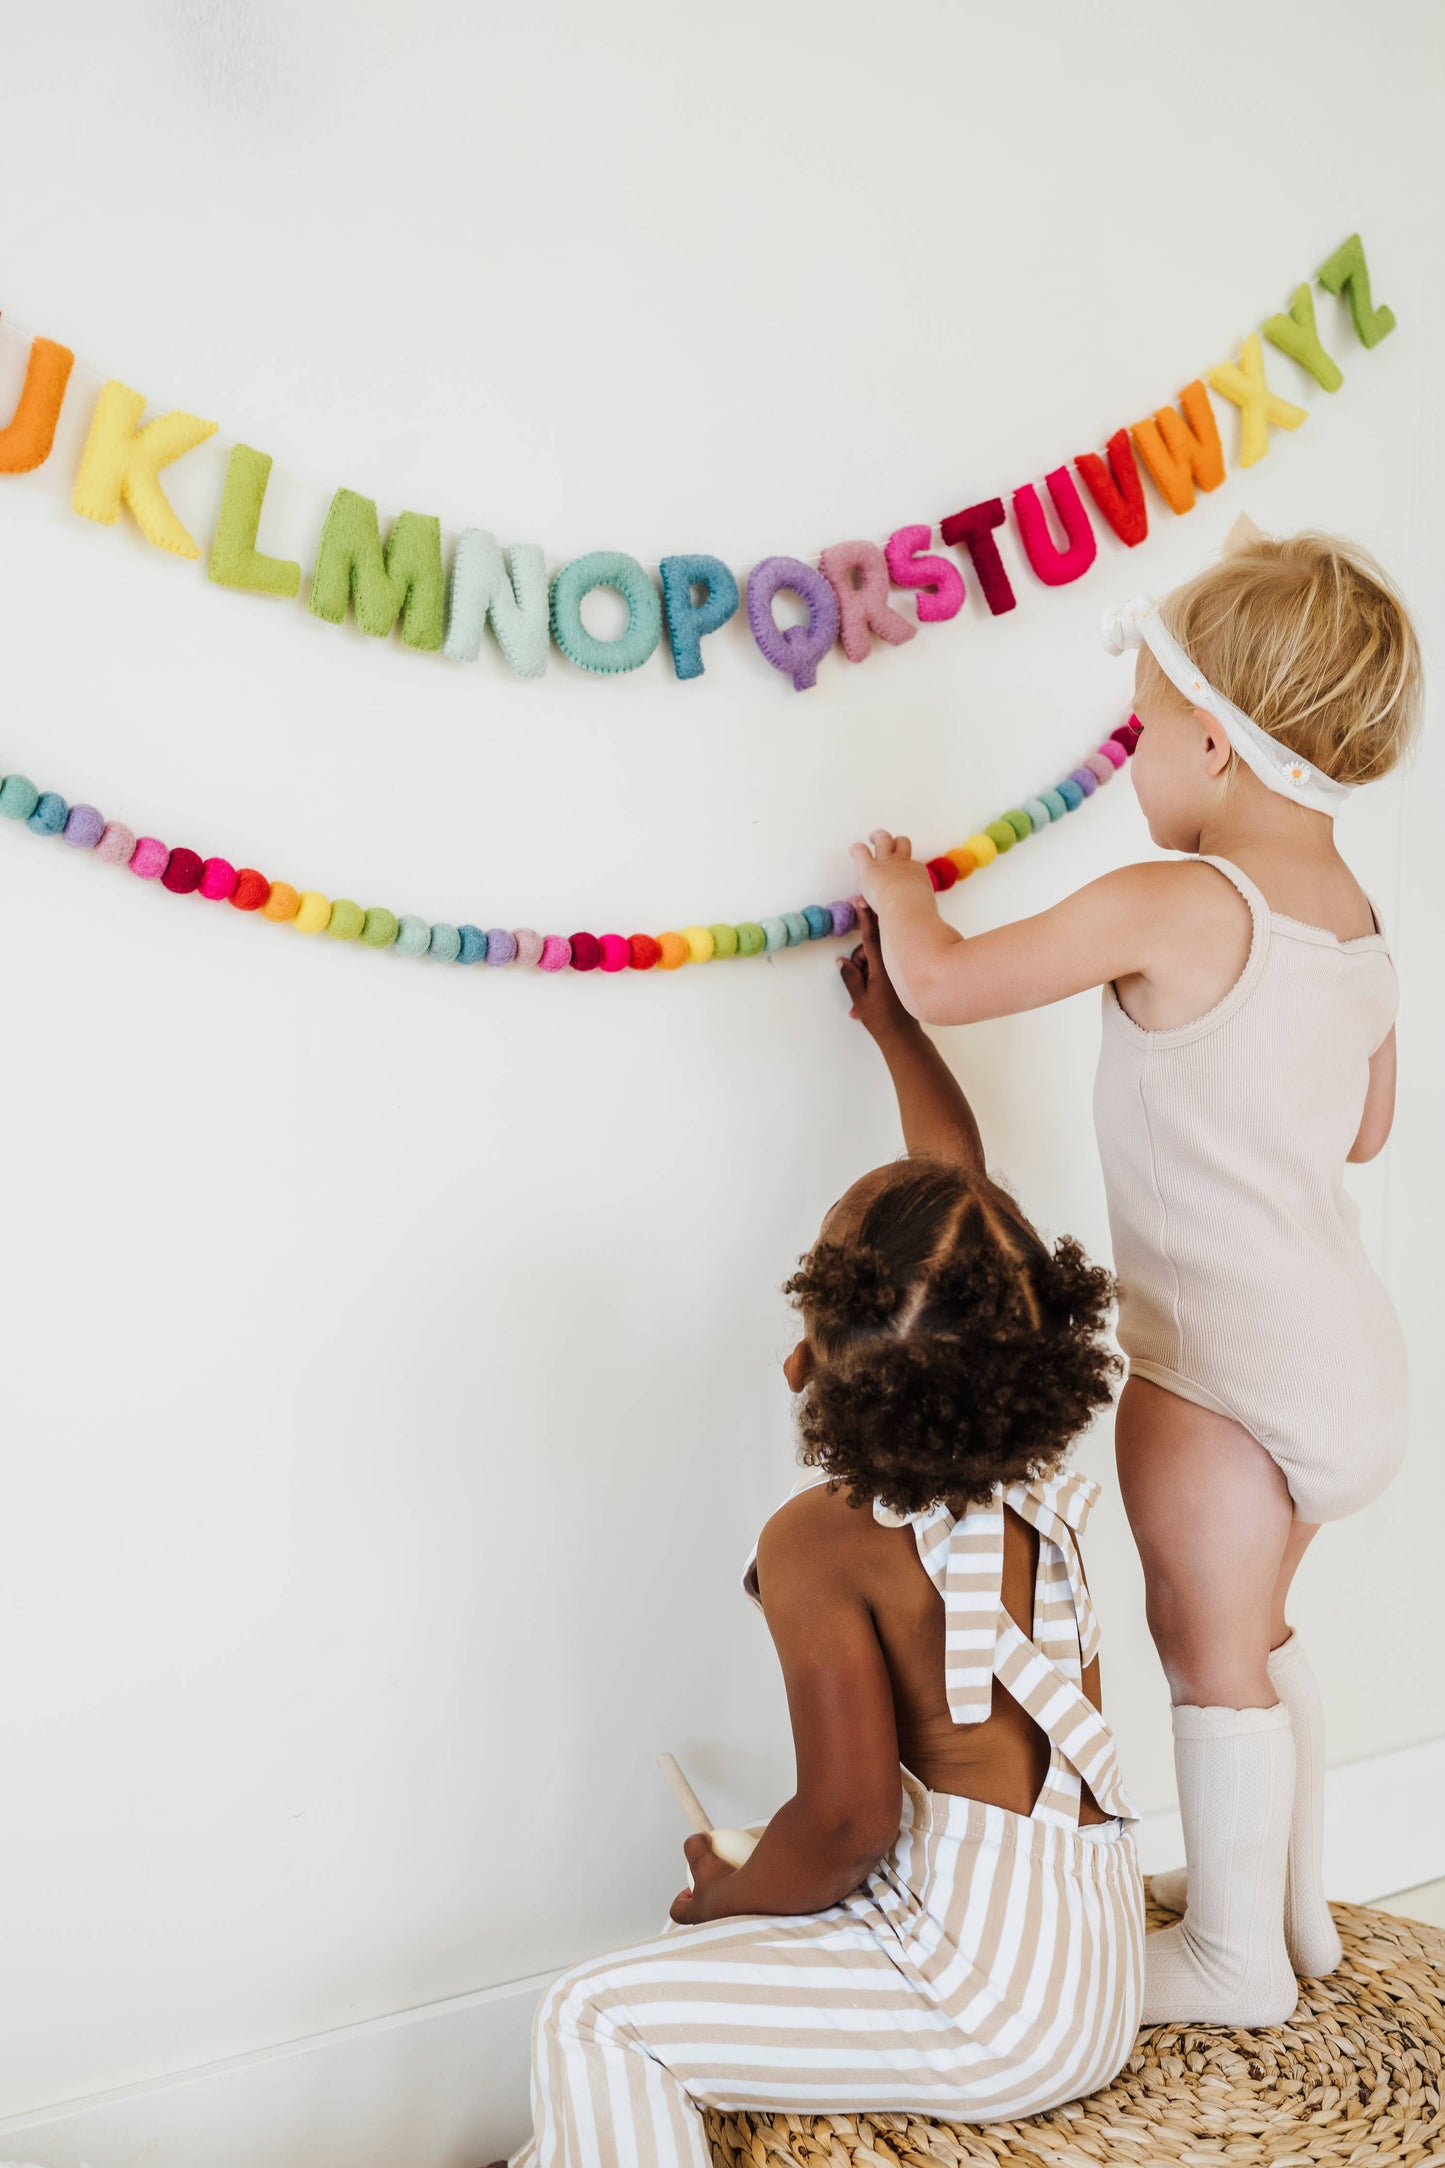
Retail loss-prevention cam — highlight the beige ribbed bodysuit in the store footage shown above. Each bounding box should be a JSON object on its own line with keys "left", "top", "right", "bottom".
{"left": 1093, "top": 854, "right": 1405, "bottom": 1523}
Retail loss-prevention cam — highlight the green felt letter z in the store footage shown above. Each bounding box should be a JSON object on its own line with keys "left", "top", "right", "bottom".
{"left": 1262, "top": 284, "right": 1343, "bottom": 392}
{"left": 209, "top": 444, "right": 303, "bottom": 597}
{"left": 1317, "top": 235, "right": 1396, "bottom": 350}
{"left": 308, "top": 489, "right": 445, "bottom": 650}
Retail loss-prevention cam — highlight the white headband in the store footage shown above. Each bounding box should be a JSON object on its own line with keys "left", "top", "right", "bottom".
{"left": 1100, "top": 594, "right": 1352, "bottom": 816}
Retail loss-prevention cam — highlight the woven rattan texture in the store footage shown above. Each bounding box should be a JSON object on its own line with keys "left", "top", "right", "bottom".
{"left": 703, "top": 1891, "right": 1445, "bottom": 2167}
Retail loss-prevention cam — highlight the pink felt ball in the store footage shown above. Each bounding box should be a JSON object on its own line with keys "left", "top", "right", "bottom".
{"left": 129, "top": 836, "right": 170, "bottom": 879}
{"left": 512, "top": 927, "right": 544, "bottom": 967}
{"left": 95, "top": 821, "right": 137, "bottom": 866}
{"left": 200, "top": 856, "right": 238, "bottom": 900}
{"left": 1084, "top": 751, "right": 1116, "bottom": 785}
{"left": 598, "top": 933, "right": 630, "bottom": 972}
{"left": 538, "top": 935, "right": 572, "bottom": 972}
{"left": 1095, "top": 738, "right": 1127, "bottom": 770}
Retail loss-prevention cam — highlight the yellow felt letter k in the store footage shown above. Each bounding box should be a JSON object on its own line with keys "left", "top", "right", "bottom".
{"left": 73, "top": 381, "right": 218, "bottom": 558}
{"left": 1206, "top": 334, "right": 1307, "bottom": 470}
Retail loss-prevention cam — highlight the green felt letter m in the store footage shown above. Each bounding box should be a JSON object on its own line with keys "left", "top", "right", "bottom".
{"left": 309, "top": 489, "right": 445, "bottom": 650}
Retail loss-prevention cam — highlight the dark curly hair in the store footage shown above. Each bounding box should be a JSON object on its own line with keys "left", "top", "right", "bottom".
{"left": 784, "top": 1160, "right": 1118, "bottom": 1518}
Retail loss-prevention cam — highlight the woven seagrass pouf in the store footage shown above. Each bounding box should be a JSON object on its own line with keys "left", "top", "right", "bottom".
{"left": 704, "top": 1890, "right": 1445, "bottom": 2168}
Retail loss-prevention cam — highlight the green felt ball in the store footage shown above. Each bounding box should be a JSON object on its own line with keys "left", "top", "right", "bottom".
{"left": 0, "top": 774, "right": 40, "bottom": 821}
{"left": 325, "top": 898, "right": 365, "bottom": 940}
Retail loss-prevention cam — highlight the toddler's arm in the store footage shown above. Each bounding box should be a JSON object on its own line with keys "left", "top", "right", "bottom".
{"left": 1349, "top": 1026, "right": 1397, "bottom": 1163}
{"left": 840, "top": 907, "right": 984, "bottom": 1169}
{"left": 851, "top": 829, "right": 1166, "bottom": 1027}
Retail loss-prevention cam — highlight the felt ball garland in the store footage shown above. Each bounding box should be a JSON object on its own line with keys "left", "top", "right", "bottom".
{"left": 0, "top": 717, "right": 1139, "bottom": 982}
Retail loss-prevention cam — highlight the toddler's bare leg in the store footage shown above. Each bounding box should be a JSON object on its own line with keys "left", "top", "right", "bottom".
{"left": 1115, "top": 1378, "right": 1298, "bottom": 2025}
{"left": 1115, "top": 1377, "right": 1294, "bottom": 1704}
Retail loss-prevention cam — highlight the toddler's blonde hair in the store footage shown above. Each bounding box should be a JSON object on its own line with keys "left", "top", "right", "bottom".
{"left": 1141, "top": 529, "right": 1422, "bottom": 786}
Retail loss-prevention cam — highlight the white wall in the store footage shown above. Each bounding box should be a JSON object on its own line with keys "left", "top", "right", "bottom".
{"left": 1, "top": 0, "right": 1441, "bottom": 2153}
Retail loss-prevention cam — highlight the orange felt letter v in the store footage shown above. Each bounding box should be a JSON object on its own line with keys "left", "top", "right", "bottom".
{"left": 0, "top": 331, "right": 75, "bottom": 473}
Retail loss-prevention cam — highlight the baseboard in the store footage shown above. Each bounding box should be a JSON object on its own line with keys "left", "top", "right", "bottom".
{"left": 6, "top": 1733, "right": 1443, "bottom": 2168}
{"left": 0, "top": 1966, "right": 553, "bottom": 2168}
{"left": 1134, "top": 1729, "right": 1445, "bottom": 1901}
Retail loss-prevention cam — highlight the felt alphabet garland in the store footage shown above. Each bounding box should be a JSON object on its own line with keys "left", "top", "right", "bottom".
{"left": 0, "top": 235, "right": 1394, "bottom": 694}
{"left": 0, "top": 720, "right": 1140, "bottom": 980}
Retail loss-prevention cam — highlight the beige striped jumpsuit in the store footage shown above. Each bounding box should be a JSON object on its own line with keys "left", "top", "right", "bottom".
{"left": 511, "top": 1470, "right": 1144, "bottom": 2167}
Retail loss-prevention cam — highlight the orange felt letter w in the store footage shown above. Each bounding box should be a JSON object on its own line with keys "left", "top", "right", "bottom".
{"left": 0, "top": 333, "right": 75, "bottom": 473}
{"left": 1130, "top": 380, "right": 1225, "bottom": 515}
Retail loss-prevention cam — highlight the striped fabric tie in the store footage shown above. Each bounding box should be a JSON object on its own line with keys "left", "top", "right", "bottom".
{"left": 875, "top": 1469, "right": 1137, "bottom": 1827}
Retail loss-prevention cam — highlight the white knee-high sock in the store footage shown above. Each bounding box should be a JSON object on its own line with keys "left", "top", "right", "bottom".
{"left": 1148, "top": 1639, "right": 1340, "bottom": 1981}
{"left": 1268, "top": 1633, "right": 1342, "bottom": 1978}
{"left": 1141, "top": 1703, "right": 1297, "bottom": 2028}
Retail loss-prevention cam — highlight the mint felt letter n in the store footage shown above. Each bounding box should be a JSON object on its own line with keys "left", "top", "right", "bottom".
{"left": 209, "top": 445, "right": 302, "bottom": 597}
{"left": 444, "top": 529, "right": 549, "bottom": 676}
{"left": 309, "top": 489, "right": 446, "bottom": 649}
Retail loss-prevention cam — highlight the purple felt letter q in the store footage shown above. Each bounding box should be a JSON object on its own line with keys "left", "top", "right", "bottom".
{"left": 746, "top": 556, "right": 841, "bottom": 692}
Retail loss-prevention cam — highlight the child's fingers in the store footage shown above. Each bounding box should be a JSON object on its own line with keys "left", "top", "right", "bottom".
{"left": 850, "top": 840, "right": 876, "bottom": 875}
{"left": 859, "top": 909, "right": 884, "bottom": 966}
{"left": 837, "top": 952, "right": 866, "bottom": 1014}
{"left": 868, "top": 829, "right": 912, "bottom": 860}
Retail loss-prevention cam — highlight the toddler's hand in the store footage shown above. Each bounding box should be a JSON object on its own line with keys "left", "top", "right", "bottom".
{"left": 850, "top": 830, "right": 937, "bottom": 914}
{"left": 670, "top": 1834, "right": 737, "bottom": 1926}
{"left": 839, "top": 907, "right": 912, "bottom": 1039}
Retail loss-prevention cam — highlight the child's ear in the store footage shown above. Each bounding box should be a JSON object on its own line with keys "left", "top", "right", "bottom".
{"left": 1222, "top": 510, "right": 1264, "bottom": 557}
{"left": 1196, "top": 714, "right": 1233, "bottom": 778}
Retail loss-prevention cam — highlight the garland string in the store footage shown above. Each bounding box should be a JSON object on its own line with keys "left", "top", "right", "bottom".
{"left": 0, "top": 718, "right": 1140, "bottom": 976}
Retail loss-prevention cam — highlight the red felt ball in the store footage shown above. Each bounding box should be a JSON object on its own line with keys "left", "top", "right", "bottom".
{"left": 569, "top": 931, "right": 601, "bottom": 971}
{"left": 230, "top": 868, "right": 270, "bottom": 911}
{"left": 1112, "top": 716, "right": 1142, "bottom": 751}
{"left": 926, "top": 856, "right": 958, "bottom": 892}
{"left": 161, "top": 847, "right": 204, "bottom": 894}
{"left": 628, "top": 934, "right": 662, "bottom": 970}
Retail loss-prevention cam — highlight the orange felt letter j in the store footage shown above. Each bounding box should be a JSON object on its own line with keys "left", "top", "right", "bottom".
{"left": 0, "top": 334, "right": 75, "bottom": 473}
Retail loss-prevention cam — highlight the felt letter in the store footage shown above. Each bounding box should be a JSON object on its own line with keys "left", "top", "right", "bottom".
{"left": 1130, "top": 381, "right": 1225, "bottom": 515}
{"left": 658, "top": 553, "right": 740, "bottom": 680}
{"left": 208, "top": 445, "right": 302, "bottom": 597}
{"left": 445, "top": 530, "right": 549, "bottom": 677}
{"left": 1317, "top": 234, "right": 1396, "bottom": 349}
{"left": 1207, "top": 334, "right": 1307, "bottom": 469}
{"left": 549, "top": 551, "right": 663, "bottom": 674}
{"left": 309, "top": 490, "right": 445, "bottom": 649}
{"left": 884, "top": 524, "right": 965, "bottom": 621}
{"left": 938, "top": 498, "right": 1015, "bottom": 615}
{"left": 1074, "top": 428, "right": 1148, "bottom": 547}
{"left": 745, "top": 556, "right": 840, "bottom": 690}
{"left": 72, "top": 381, "right": 218, "bottom": 558}
{"left": 1262, "top": 283, "right": 1343, "bottom": 392}
{"left": 0, "top": 334, "right": 74, "bottom": 473}
{"left": 818, "top": 540, "right": 917, "bottom": 661}
{"left": 1011, "top": 468, "right": 1098, "bottom": 587}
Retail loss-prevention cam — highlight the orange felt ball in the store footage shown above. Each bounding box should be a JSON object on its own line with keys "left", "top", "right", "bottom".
{"left": 262, "top": 880, "right": 301, "bottom": 922}
{"left": 946, "top": 847, "right": 977, "bottom": 879}
{"left": 656, "top": 932, "right": 689, "bottom": 970}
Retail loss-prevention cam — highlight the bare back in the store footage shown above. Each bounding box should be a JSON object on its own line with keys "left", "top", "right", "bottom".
{"left": 749, "top": 1481, "right": 1108, "bottom": 1824}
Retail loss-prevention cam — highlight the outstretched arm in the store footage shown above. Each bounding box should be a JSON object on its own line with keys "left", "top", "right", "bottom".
{"left": 840, "top": 907, "right": 985, "bottom": 1171}
{"left": 850, "top": 831, "right": 1161, "bottom": 1027}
